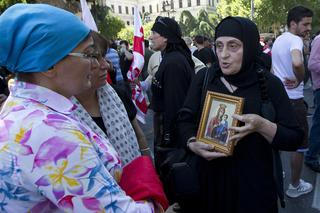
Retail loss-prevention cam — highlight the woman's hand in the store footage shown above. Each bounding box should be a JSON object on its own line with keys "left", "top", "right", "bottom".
{"left": 229, "top": 114, "right": 277, "bottom": 144}
{"left": 188, "top": 141, "right": 227, "bottom": 161}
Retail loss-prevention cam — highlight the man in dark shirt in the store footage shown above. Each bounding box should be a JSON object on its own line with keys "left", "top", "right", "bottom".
{"left": 119, "top": 40, "right": 133, "bottom": 81}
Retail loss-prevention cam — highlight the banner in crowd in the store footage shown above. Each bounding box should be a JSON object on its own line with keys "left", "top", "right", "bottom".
{"left": 127, "top": 6, "right": 148, "bottom": 124}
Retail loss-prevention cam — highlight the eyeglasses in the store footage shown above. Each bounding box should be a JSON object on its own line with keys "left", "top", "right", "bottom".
{"left": 68, "top": 52, "right": 99, "bottom": 63}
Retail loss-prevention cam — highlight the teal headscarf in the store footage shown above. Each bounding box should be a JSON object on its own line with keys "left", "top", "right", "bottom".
{"left": 0, "top": 4, "right": 90, "bottom": 73}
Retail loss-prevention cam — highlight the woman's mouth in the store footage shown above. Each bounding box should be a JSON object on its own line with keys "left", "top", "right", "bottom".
{"left": 221, "top": 63, "right": 230, "bottom": 69}
{"left": 99, "top": 73, "right": 107, "bottom": 80}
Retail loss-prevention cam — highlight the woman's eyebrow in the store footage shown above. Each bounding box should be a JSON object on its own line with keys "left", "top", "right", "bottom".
{"left": 227, "top": 39, "right": 241, "bottom": 43}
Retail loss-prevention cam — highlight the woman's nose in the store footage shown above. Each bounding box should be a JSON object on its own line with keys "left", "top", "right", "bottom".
{"left": 91, "top": 58, "right": 100, "bottom": 69}
{"left": 220, "top": 46, "right": 230, "bottom": 58}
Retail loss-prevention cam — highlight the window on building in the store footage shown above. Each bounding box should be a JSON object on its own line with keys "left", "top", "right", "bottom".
{"left": 171, "top": 0, "right": 174, "bottom": 9}
{"left": 132, "top": 7, "right": 134, "bottom": 14}
{"left": 125, "top": 6, "right": 128, "bottom": 14}
{"left": 118, "top": 5, "right": 122, "bottom": 14}
{"left": 111, "top": 4, "right": 114, "bottom": 11}
{"left": 142, "top": 6, "right": 145, "bottom": 13}
{"left": 149, "top": 5, "right": 152, "bottom": 13}
{"left": 157, "top": 4, "right": 159, "bottom": 12}
{"left": 197, "top": 0, "right": 200, "bottom": 6}
{"left": 208, "top": 0, "right": 211, "bottom": 6}
{"left": 179, "top": 0, "right": 182, "bottom": 8}
{"left": 127, "top": 21, "right": 130, "bottom": 25}
{"left": 188, "top": 0, "right": 191, "bottom": 7}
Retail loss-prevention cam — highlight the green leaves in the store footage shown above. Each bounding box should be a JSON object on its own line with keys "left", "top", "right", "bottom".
{"left": 0, "top": 0, "right": 32, "bottom": 13}
{"left": 99, "top": 15, "right": 125, "bottom": 40}
{"left": 176, "top": 0, "right": 319, "bottom": 38}
{"left": 179, "top": 9, "right": 216, "bottom": 38}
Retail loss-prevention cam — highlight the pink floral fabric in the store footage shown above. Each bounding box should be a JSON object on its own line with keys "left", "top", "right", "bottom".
{"left": 0, "top": 80, "right": 154, "bottom": 212}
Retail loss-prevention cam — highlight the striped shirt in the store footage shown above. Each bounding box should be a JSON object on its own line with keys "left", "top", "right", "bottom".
{"left": 105, "top": 48, "right": 123, "bottom": 82}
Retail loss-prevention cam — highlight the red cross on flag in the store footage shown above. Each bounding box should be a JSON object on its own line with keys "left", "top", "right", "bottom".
{"left": 127, "top": 6, "right": 148, "bottom": 124}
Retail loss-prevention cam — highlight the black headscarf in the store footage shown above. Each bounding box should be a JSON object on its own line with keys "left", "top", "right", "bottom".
{"left": 152, "top": 16, "right": 194, "bottom": 68}
{"left": 214, "top": 16, "right": 262, "bottom": 88}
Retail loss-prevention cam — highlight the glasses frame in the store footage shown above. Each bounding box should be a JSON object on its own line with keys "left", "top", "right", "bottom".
{"left": 68, "top": 52, "right": 100, "bottom": 66}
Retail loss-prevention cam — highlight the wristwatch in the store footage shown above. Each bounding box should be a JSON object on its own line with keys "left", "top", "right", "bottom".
{"left": 186, "top": 137, "right": 197, "bottom": 149}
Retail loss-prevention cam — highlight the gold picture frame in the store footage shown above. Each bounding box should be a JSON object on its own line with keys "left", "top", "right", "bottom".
{"left": 196, "top": 91, "right": 244, "bottom": 156}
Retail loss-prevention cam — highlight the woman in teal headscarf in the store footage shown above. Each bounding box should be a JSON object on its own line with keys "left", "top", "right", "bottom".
{"left": 0, "top": 4, "right": 165, "bottom": 212}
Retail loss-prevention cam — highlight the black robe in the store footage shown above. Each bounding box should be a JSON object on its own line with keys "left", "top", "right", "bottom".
{"left": 177, "top": 67, "right": 304, "bottom": 213}
{"left": 151, "top": 50, "right": 194, "bottom": 143}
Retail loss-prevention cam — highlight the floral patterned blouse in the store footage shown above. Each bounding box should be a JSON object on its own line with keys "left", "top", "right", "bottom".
{"left": 0, "top": 81, "right": 154, "bottom": 212}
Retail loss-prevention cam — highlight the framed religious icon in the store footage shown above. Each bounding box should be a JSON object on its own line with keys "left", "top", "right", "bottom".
{"left": 196, "top": 91, "right": 244, "bottom": 156}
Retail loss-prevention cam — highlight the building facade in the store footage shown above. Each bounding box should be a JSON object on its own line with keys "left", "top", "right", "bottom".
{"left": 105, "top": 0, "right": 220, "bottom": 26}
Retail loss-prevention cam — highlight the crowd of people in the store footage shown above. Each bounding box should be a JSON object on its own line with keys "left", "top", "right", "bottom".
{"left": 0, "top": 2, "right": 319, "bottom": 213}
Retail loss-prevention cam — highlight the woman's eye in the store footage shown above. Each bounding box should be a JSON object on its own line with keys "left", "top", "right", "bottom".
{"left": 216, "top": 44, "right": 223, "bottom": 49}
{"left": 92, "top": 53, "right": 100, "bottom": 59}
{"left": 229, "top": 43, "right": 240, "bottom": 51}
{"left": 86, "top": 52, "right": 99, "bottom": 59}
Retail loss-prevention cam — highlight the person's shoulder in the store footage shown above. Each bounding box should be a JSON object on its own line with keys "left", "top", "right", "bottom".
{"left": 265, "top": 71, "right": 283, "bottom": 87}
{"left": 106, "top": 48, "right": 119, "bottom": 57}
{"left": 284, "top": 32, "right": 302, "bottom": 44}
{"left": 164, "top": 51, "right": 187, "bottom": 62}
{"left": 145, "top": 48, "right": 154, "bottom": 56}
{"left": 311, "top": 35, "right": 320, "bottom": 46}
{"left": 108, "top": 48, "right": 117, "bottom": 53}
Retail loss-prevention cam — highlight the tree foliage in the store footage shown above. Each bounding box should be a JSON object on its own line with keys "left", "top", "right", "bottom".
{"left": 179, "top": 10, "right": 198, "bottom": 36}
{"left": 99, "top": 14, "right": 125, "bottom": 40}
{"left": 117, "top": 26, "right": 134, "bottom": 43}
{"left": 0, "top": 0, "right": 35, "bottom": 13}
{"left": 256, "top": 0, "right": 320, "bottom": 34}
{"left": 117, "top": 21, "right": 153, "bottom": 44}
{"left": 179, "top": 9, "right": 217, "bottom": 38}
{"left": 143, "top": 21, "right": 154, "bottom": 39}
{"left": 216, "top": 0, "right": 319, "bottom": 35}
{"left": 216, "top": 0, "right": 255, "bottom": 18}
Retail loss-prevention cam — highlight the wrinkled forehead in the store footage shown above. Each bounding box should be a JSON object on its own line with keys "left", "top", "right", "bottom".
{"left": 215, "top": 36, "right": 242, "bottom": 44}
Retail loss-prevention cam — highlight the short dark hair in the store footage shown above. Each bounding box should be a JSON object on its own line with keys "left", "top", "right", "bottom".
{"left": 194, "top": 35, "right": 208, "bottom": 45}
{"left": 144, "top": 39, "right": 149, "bottom": 48}
{"left": 119, "top": 40, "right": 129, "bottom": 47}
{"left": 287, "top": 5, "right": 313, "bottom": 28}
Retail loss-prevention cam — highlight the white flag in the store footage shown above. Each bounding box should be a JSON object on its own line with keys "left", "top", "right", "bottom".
{"left": 80, "top": 0, "right": 98, "bottom": 32}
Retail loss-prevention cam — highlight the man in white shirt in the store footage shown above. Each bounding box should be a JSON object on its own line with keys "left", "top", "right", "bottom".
{"left": 272, "top": 5, "right": 313, "bottom": 198}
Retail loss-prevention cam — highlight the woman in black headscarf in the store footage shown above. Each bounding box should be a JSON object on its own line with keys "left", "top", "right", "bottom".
{"left": 177, "top": 16, "right": 304, "bottom": 212}
{"left": 149, "top": 16, "right": 195, "bottom": 159}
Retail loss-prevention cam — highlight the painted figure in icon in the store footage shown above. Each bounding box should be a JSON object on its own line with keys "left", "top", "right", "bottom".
{"left": 214, "top": 114, "right": 229, "bottom": 144}
{"left": 206, "top": 103, "right": 227, "bottom": 138}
